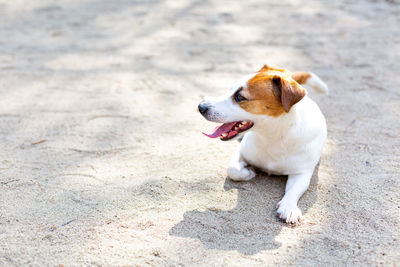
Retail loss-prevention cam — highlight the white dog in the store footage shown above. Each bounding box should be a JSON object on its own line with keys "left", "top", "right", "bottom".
{"left": 198, "top": 65, "right": 328, "bottom": 223}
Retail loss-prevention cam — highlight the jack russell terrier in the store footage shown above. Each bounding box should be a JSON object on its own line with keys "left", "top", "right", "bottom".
{"left": 198, "top": 65, "right": 328, "bottom": 224}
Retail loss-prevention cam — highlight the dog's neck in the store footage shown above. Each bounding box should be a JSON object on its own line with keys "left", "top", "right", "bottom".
{"left": 251, "top": 99, "right": 303, "bottom": 141}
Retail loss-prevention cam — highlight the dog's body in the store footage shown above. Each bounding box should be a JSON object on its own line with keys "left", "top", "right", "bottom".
{"left": 199, "top": 65, "right": 327, "bottom": 223}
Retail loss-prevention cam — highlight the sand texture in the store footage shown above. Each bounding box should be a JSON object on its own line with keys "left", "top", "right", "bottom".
{"left": 0, "top": 0, "right": 399, "bottom": 265}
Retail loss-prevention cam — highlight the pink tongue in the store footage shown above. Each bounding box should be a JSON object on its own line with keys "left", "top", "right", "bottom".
{"left": 202, "top": 122, "right": 238, "bottom": 138}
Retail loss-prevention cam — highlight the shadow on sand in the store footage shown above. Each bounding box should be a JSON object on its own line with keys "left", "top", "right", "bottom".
{"left": 170, "top": 166, "right": 320, "bottom": 255}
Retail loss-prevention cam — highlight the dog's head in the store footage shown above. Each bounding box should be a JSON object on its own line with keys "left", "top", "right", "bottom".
{"left": 199, "top": 65, "right": 306, "bottom": 141}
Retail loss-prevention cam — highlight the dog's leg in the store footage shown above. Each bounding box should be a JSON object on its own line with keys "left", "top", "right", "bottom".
{"left": 227, "top": 146, "right": 256, "bottom": 181}
{"left": 277, "top": 171, "right": 312, "bottom": 223}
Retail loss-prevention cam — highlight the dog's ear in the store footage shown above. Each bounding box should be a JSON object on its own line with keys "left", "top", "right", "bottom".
{"left": 258, "top": 65, "right": 270, "bottom": 72}
{"left": 272, "top": 76, "right": 306, "bottom": 112}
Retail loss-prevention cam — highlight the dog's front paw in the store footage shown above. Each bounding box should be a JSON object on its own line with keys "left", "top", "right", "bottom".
{"left": 227, "top": 166, "right": 256, "bottom": 181}
{"left": 276, "top": 199, "right": 302, "bottom": 224}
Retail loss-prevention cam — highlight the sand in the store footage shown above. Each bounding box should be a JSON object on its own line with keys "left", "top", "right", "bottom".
{"left": 0, "top": 0, "right": 399, "bottom": 265}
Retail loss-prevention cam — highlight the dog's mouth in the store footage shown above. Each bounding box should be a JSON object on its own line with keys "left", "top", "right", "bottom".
{"left": 202, "top": 121, "right": 254, "bottom": 141}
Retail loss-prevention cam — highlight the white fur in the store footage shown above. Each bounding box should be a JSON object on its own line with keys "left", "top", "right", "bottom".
{"left": 304, "top": 72, "right": 329, "bottom": 94}
{"left": 202, "top": 73, "right": 327, "bottom": 224}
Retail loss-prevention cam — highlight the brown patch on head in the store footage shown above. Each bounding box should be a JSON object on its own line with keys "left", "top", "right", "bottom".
{"left": 257, "top": 65, "right": 286, "bottom": 73}
{"left": 237, "top": 68, "right": 306, "bottom": 116}
{"left": 257, "top": 65, "right": 270, "bottom": 72}
{"left": 238, "top": 72, "right": 285, "bottom": 117}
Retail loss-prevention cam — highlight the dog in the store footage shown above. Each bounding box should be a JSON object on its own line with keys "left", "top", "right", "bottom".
{"left": 198, "top": 65, "right": 328, "bottom": 223}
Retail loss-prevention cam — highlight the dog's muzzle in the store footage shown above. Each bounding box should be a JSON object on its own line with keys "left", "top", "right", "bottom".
{"left": 198, "top": 102, "right": 211, "bottom": 116}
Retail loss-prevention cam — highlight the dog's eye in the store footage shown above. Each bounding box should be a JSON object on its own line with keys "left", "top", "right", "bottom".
{"left": 234, "top": 88, "right": 247, "bottom": 102}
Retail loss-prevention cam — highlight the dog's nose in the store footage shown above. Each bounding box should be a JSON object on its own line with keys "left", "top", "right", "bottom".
{"left": 198, "top": 102, "right": 210, "bottom": 115}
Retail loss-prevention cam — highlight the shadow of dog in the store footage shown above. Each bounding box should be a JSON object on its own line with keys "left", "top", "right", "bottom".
{"left": 169, "top": 167, "right": 319, "bottom": 255}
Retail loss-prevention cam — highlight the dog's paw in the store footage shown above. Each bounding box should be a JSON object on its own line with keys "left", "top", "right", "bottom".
{"left": 276, "top": 200, "right": 302, "bottom": 224}
{"left": 227, "top": 166, "right": 256, "bottom": 181}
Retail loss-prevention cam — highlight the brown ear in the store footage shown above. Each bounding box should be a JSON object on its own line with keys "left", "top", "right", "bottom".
{"left": 272, "top": 76, "right": 306, "bottom": 112}
{"left": 258, "top": 65, "right": 270, "bottom": 72}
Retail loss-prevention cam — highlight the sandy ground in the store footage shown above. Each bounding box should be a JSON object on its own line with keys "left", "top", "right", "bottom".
{"left": 0, "top": 0, "right": 399, "bottom": 265}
